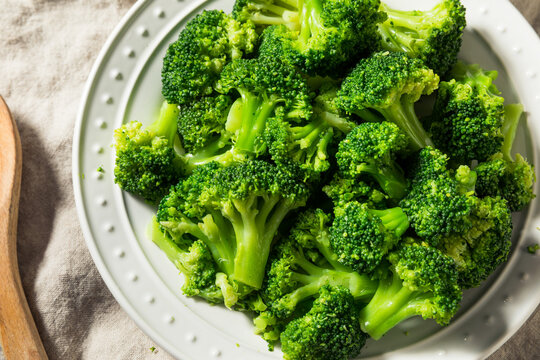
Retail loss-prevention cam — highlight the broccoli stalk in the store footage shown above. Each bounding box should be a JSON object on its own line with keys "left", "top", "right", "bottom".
{"left": 336, "top": 52, "right": 439, "bottom": 150}
{"left": 233, "top": 0, "right": 301, "bottom": 30}
{"left": 359, "top": 239, "right": 462, "bottom": 340}
{"left": 377, "top": 0, "right": 466, "bottom": 75}
{"left": 501, "top": 103, "right": 524, "bottom": 162}
{"left": 113, "top": 101, "right": 183, "bottom": 203}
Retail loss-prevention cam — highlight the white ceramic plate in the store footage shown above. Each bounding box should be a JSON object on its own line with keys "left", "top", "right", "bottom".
{"left": 73, "top": 0, "right": 540, "bottom": 359}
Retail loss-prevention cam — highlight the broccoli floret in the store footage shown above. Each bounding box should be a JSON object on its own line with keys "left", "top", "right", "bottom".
{"left": 439, "top": 196, "right": 512, "bottom": 288}
{"left": 235, "top": 0, "right": 385, "bottom": 75}
{"left": 359, "top": 239, "right": 462, "bottom": 339}
{"left": 255, "top": 209, "right": 377, "bottom": 343}
{"left": 148, "top": 217, "right": 232, "bottom": 305}
{"left": 475, "top": 104, "right": 536, "bottom": 211}
{"left": 431, "top": 62, "right": 505, "bottom": 163}
{"left": 336, "top": 52, "right": 439, "bottom": 150}
{"left": 157, "top": 161, "right": 309, "bottom": 301}
{"left": 323, "top": 175, "right": 390, "bottom": 209}
{"left": 265, "top": 84, "right": 356, "bottom": 178}
{"left": 329, "top": 201, "right": 409, "bottom": 274}
{"left": 214, "top": 57, "right": 312, "bottom": 154}
{"left": 113, "top": 102, "right": 183, "bottom": 203}
{"left": 336, "top": 121, "right": 409, "bottom": 200}
{"left": 377, "top": 0, "right": 466, "bottom": 75}
{"left": 280, "top": 285, "right": 367, "bottom": 360}
{"left": 399, "top": 147, "right": 475, "bottom": 246}
{"left": 161, "top": 10, "right": 258, "bottom": 105}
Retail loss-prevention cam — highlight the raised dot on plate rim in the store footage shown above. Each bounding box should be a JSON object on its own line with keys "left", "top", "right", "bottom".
{"left": 497, "top": 26, "right": 507, "bottom": 33}
{"left": 513, "top": 47, "right": 522, "bottom": 54}
{"left": 154, "top": 8, "right": 165, "bottom": 18}
{"left": 115, "top": 249, "right": 125, "bottom": 258}
{"left": 185, "top": 333, "right": 196, "bottom": 342}
{"left": 479, "top": 7, "right": 487, "bottom": 14}
{"left": 105, "top": 224, "right": 114, "bottom": 232}
{"left": 95, "top": 118, "right": 106, "bottom": 128}
{"left": 123, "top": 47, "right": 135, "bottom": 58}
{"left": 484, "top": 315, "right": 495, "bottom": 324}
{"left": 210, "top": 348, "right": 222, "bottom": 357}
{"left": 128, "top": 273, "right": 138, "bottom": 282}
{"left": 101, "top": 94, "right": 113, "bottom": 104}
{"left": 526, "top": 71, "right": 537, "bottom": 78}
{"left": 165, "top": 315, "right": 175, "bottom": 324}
{"left": 145, "top": 295, "right": 156, "bottom": 304}
{"left": 93, "top": 172, "right": 104, "bottom": 180}
{"left": 437, "top": 349, "right": 447, "bottom": 356}
{"left": 519, "top": 272, "right": 529, "bottom": 281}
{"left": 137, "top": 26, "right": 149, "bottom": 37}
{"left": 110, "top": 69, "right": 123, "bottom": 80}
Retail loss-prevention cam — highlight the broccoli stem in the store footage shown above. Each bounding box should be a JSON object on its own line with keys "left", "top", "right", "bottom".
{"left": 359, "top": 273, "right": 425, "bottom": 340}
{"left": 318, "top": 111, "right": 354, "bottom": 133}
{"left": 369, "top": 207, "right": 409, "bottom": 237}
{"left": 230, "top": 195, "right": 290, "bottom": 288}
{"left": 501, "top": 104, "right": 524, "bottom": 162}
{"left": 147, "top": 102, "right": 180, "bottom": 145}
{"left": 356, "top": 162, "right": 407, "bottom": 200}
{"left": 379, "top": 100, "right": 433, "bottom": 150}
{"left": 298, "top": 0, "right": 324, "bottom": 46}
{"left": 234, "top": 91, "right": 278, "bottom": 153}
{"left": 287, "top": 252, "right": 377, "bottom": 303}
{"left": 148, "top": 217, "right": 184, "bottom": 269}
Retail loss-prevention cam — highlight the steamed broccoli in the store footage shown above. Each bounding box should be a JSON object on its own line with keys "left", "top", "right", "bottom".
{"left": 215, "top": 57, "right": 312, "bottom": 154}
{"left": 329, "top": 201, "right": 409, "bottom": 274}
{"left": 336, "top": 52, "right": 439, "bottom": 150}
{"left": 235, "top": 0, "right": 385, "bottom": 75}
{"left": 439, "top": 196, "right": 512, "bottom": 288}
{"left": 113, "top": 102, "right": 183, "bottom": 203}
{"left": 323, "top": 175, "right": 390, "bottom": 209}
{"left": 254, "top": 209, "right": 377, "bottom": 342}
{"left": 161, "top": 10, "right": 258, "bottom": 105}
{"left": 265, "top": 84, "right": 356, "bottom": 178}
{"left": 280, "top": 285, "right": 367, "bottom": 360}
{"left": 155, "top": 161, "right": 309, "bottom": 307}
{"left": 431, "top": 62, "right": 505, "bottom": 163}
{"left": 475, "top": 104, "right": 536, "bottom": 211}
{"left": 359, "top": 238, "right": 462, "bottom": 339}
{"left": 399, "top": 147, "right": 475, "bottom": 246}
{"left": 377, "top": 0, "right": 466, "bottom": 75}
{"left": 336, "top": 121, "right": 409, "bottom": 200}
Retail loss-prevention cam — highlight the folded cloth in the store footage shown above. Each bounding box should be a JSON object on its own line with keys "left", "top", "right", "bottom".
{"left": 0, "top": 0, "right": 537, "bottom": 359}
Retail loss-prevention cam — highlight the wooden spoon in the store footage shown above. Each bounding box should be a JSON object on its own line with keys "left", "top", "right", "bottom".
{"left": 0, "top": 96, "right": 48, "bottom": 359}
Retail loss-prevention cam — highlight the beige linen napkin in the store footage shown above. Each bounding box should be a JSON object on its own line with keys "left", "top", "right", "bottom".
{"left": 0, "top": 0, "right": 537, "bottom": 359}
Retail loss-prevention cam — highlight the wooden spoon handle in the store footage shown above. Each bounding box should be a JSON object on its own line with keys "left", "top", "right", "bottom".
{"left": 0, "top": 96, "right": 48, "bottom": 359}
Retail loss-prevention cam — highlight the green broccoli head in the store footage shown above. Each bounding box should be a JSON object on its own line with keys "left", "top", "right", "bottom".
{"left": 431, "top": 62, "right": 505, "bottom": 163}
{"left": 336, "top": 51, "right": 439, "bottom": 149}
{"left": 475, "top": 153, "right": 535, "bottom": 212}
{"left": 237, "top": 0, "right": 385, "bottom": 75}
{"left": 336, "top": 121, "right": 409, "bottom": 199}
{"left": 177, "top": 95, "right": 232, "bottom": 153}
{"left": 323, "top": 175, "right": 390, "bottom": 209}
{"left": 440, "top": 196, "right": 512, "bottom": 288}
{"left": 265, "top": 84, "right": 355, "bottom": 179}
{"left": 215, "top": 57, "right": 312, "bottom": 156}
{"left": 399, "top": 147, "right": 475, "bottom": 246}
{"left": 161, "top": 10, "right": 258, "bottom": 105}
{"left": 280, "top": 285, "right": 367, "bottom": 360}
{"left": 255, "top": 209, "right": 377, "bottom": 343}
{"left": 113, "top": 102, "right": 183, "bottom": 203}
{"left": 330, "top": 201, "right": 408, "bottom": 274}
{"left": 359, "top": 238, "right": 462, "bottom": 339}
{"left": 158, "top": 160, "right": 310, "bottom": 295}
{"left": 377, "top": 0, "right": 466, "bottom": 75}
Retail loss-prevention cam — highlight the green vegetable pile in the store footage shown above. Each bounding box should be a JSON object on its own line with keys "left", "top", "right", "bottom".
{"left": 112, "top": 1, "right": 536, "bottom": 359}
